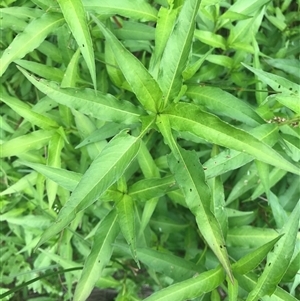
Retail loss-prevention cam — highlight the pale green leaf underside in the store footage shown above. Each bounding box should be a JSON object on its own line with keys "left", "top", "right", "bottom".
{"left": 0, "top": 12, "right": 64, "bottom": 76}
{"left": 19, "top": 68, "right": 143, "bottom": 124}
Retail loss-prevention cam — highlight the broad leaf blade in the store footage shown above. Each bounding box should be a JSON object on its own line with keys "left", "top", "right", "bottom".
{"left": 165, "top": 102, "right": 299, "bottom": 175}
{"left": 36, "top": 131, "right": 141, "bottom": 248}
{"left": 57, "top": 0, "right": 96, "bottom": 89}
{"left": 0, "top": 12, "right": 64, "bottom": 76}
{"left": 74, "top": 209, "right": 119, "bottom": 301}
{"left": 19, "top": 68, "right": 142, "bottom": 124}
{"left": 94, "top": 18, "right": 163, "bottom": 113}
{"left": 158, "top": 0, "right": 201, "bottom": 107}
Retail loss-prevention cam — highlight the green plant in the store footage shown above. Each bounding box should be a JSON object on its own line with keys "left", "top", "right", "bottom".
{"left": 0, "top": 0, "right": 299, "bottom": 300}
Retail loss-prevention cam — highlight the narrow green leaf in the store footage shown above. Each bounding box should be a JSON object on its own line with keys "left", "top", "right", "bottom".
{"left": 15, "top": 59, "right": 65, "bottom": 82}
{"left": 143, "top": 267, "right": 225, "bottom": 301}
{"left": 93, "top": 18, "right": 163, "bottom": 113}
{"left": 46, "top": 132, "right": 64, "bottom": 208}
{"left": 73, "top": 110, "right": 107, "bottom": 160}
{"left": 0, "top": 172, "right": 37, "bottom": 196}
{"left": 57, "top": 0, "right": 96, "bottom": 89}
{"left": 149, "top": 5, "right": 179, "bottom": 76}
{"left": 0, "top": 87, "right": 59, "bottom": 130}
{"left": 74, "top": 209, "right": 119, "bottom": 301}
{"left": 19, "top": 68, "right": 143, "bottom": 124}
{"left": 236, "top": 273, "right": 298, "bottom": 301}
{"left": 194, "top": 30, "right": 226, "bottom": 50}
{"left": 114, "top": 21, "right": 155, "bottom": 40}
{"left": 61, "top": 48, "right": 81, "bottom": 88}
{"left": 157, "top": 115, "right": 233, "bottom": 282}
{"left": 19, "top": 161, "right": 81, "bottom": 192}
{"left": 265, "top": 58, "right": 300, "bottom": 78}
{"left": 82, "top": 0, "right": 158, "bottom": 21}
{"left": 136, "top": 141, "right": 161, "bottom": 234}
{"left": 0, "top": 12, "right": 64, "bottom": 76}
{"left": 246, "top": 202, "right": 300, "bottom": 300}
{"left": 36, "top": 130, "right": 142, "bottom": 248}
{"left": 0, "top": 130, "right": 54, "bottom": 158}
{"left": 164, "top": 102, "right": 300, "bottom": 175}
{"left": 116, "top": 194, "right": 138, "bottom": 266}
{"left": 38, "top": 249, "right": 82, "bottom": 270}
{"left": 242, "top": 63, "right": 300, "bottom": 98}
{"left": 227, "top": 226, "right": 282, "bottom": 249}
{"left": 158, "top": 0, "right": 201, "bottom": 107}
{"left": 135, "top": 247, "right": 203, "bottom": 281}
{"left": 128, "top": 175, "right": 177, "bottom": 201}
{"left": 232, "top": 235, "right": 283, "bottom": 274}
{"left": 223, "top": 0, "right": 270, "bottom": 17}
{"left": 0, "top": 7, "right": 44, "bottom": 20}
{"left": 187, "top": 86, "right": 264, "bottom": 126}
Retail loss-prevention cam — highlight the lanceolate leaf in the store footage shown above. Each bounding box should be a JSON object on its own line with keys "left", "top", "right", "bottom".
{"left": 0, "top": 89, "right": 59, "bottom": 130}
{"left": 236, "top": 273, "right": 298, "bottom": 301}
{"left": 158, "top": 0, "right": 201, "bottom": 107}
{"left": 19, "top": 68, "right": 143, "bottom": 125}
{"left": 156, "top": 115, "right": 233, "bottom": 282}
{"left": 187, "top": 86, "right": 264, "bottom": 126}
{"left": 57, "top": 0, "right": 96, "bottom": 89}
{"left": 246, "top": 202, "right": 300, "bottom": 301}
{"left": 164, "top": 102, "right": 300, "bottom": 175}
{"left": 93, "top": 17, "right": 163, "bottom": 113}
{"left": 46, "top": 132, "right": 64, "bottom": 208}
{"left": 143, "top": 266, "right": 225, "bottom": 301}
{"left": 116, "top": 194, "right": 139, "bottom": 266}
{"left": 232, "top": 235, "right": 283, "bottom": 275}
{"left": 82, "top": 0, "right": 158, "bottom": 21}
{"left": 128, "top": 175, "right": 177, "bottom": 201}
{"left": 20, "top": 161, "right": 82, "bottom": 192}
{"left": 242, "top": 63, "right": 300, "bottom": 96}
{"left": 0, "top": 130, "right": 54, "bottom": 158}
{"left": 0, "top": 12, "right": 64, "bottom": 76}
{"left": 74, "top": 209, "right": 119, "bottom": 301}
{"left": 36, "top": 131, "right": 141, "bottom": 248}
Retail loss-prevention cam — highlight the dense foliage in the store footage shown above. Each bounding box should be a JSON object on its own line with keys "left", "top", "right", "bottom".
{"left": 0, "top": 0, "right": 299, "bottom": 300}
